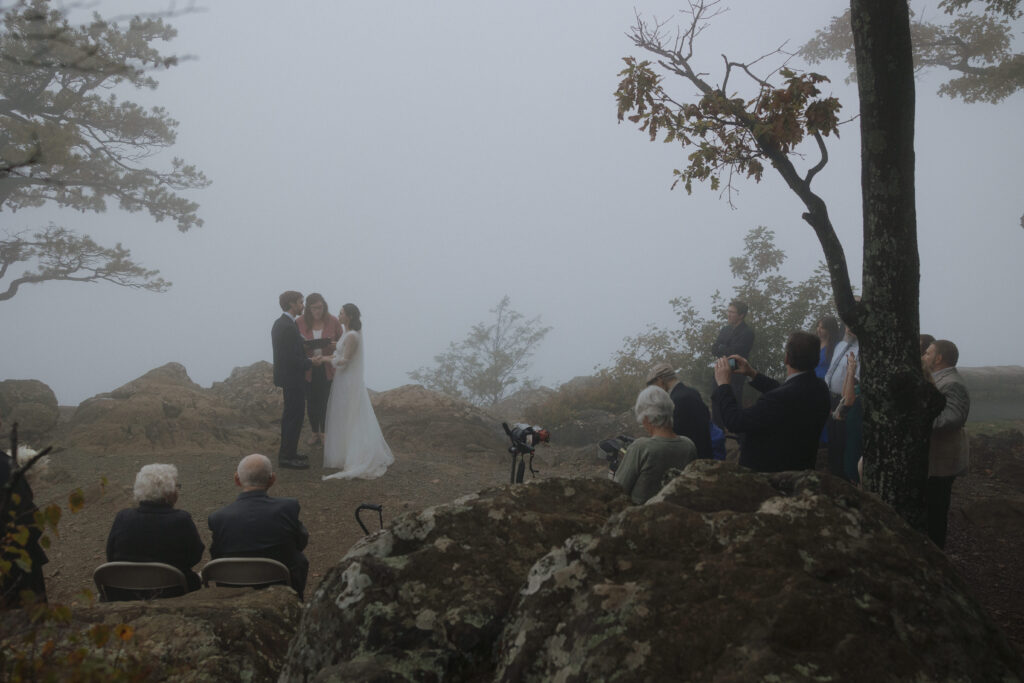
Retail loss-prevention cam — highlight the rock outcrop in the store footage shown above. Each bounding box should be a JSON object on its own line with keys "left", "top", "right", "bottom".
{"left": 64, "top": 363, "right": 269, "bottom": 454}
{"left": 0, "top": 378, "right": 59, "bottom": 446}
{"left": 283, "top": 462, "right": 1023, "bottom": 682}
{"left": 280, "top": 478, "right": 632, "bottom": 682}
{"left": 0, "top": 586, "right": 301, "bottom": 682}
{"left": 49, "top": 368, "right": 511, "bottom": 457}
{"left": 495, "top": 462, "right": 1023, "bottom": 682}
{"left": 208, "top": 361, "right": 282, "bottom": 427}
{"left": 372, "top": 383, "right": 506, "bottom": 453}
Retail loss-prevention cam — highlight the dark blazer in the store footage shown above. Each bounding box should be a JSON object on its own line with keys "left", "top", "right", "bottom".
{"left": 208, "top": 489, "right": 309, "bottom": 598}
{"left": 712, "top": 371, "right": 830, "bottom": 473}
{"left": 711, "top": 321, "right": 755, "bottom": 359}
{"left": 106, "top": 502, "right": 205, "bottom": 592}
{"left": 272, "top": 313, "right": 311, "bottom": 388}
{"left": 670, "top": 382, "right": 713, "bottom": 460}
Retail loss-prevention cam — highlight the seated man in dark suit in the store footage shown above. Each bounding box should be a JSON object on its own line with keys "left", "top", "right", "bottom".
{"left": 711, "top": 331, "right": 831, "bottom": 473}
{"left": 208, "top": 454, "right": 309, "bottom": 599}
{"left": 106, "top": 463, "right": 205, "bottom": 598}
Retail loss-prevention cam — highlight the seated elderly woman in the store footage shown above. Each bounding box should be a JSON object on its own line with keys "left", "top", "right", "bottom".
{"left": 105, "top": 464, "right": 204, "bottom": 593}
{"left": 614, "top": 385, "right": 698, "bottom": 504}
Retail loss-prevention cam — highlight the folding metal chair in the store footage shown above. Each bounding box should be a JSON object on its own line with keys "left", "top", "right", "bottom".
{"left": 200, "top": 557, "right": 291, "bottom": 589}
{"left": 93, "top": 561, "right": 188, "bottom": 602}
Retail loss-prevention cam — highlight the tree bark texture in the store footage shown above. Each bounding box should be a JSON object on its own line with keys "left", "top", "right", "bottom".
{"left": 850, "top": 0, "right": 933, "bottom": 531}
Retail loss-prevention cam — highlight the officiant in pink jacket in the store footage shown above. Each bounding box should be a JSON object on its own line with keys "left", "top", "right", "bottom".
{"left": 296, "top": 293, "right": 345, "bottom": 447}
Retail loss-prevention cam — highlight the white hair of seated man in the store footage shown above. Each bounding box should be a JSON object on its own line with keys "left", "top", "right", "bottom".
{"left": 236, "top": 453, "right": 275, "bottom": 489}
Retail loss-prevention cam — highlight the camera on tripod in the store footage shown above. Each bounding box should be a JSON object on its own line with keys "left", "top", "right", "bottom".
{"left": 502, "top": 422, "right": 550, "bottom": 484}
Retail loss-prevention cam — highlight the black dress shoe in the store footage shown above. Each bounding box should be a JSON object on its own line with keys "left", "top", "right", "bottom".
{"left": 279, "top": 459, "right": 310, "bottom": 470}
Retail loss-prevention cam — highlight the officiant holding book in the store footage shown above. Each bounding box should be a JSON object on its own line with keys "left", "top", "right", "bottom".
{"left": 297, "top": 293, "right": 344, "bottom": 447}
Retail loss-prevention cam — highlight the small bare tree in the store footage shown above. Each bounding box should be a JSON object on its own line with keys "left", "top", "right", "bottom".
{"left": 409, "top": 296, "right": 552, "bottom": 408}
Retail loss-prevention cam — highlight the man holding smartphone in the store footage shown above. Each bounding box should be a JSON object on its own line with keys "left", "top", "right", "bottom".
{"left": 711, "top": 331, "right": 830, "bottom": 472}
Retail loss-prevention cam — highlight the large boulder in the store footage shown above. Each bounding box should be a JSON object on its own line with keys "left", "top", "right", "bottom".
{"left": 63, "top": 363, "right": 266, "bottom": 454}
{"left": 0, "top": 378, "right": 59, "bottom": 446}
{"left": 495, "top": 462, "right": 1023, "bottom": 682}
{"left": 283, "top": 463, "right": 1022, "bottom": 682}
{"left": 208, "top": 361, "right": 282, "bottom": 426}
{"left": 280, "top": 478, "right": 632, "bottom": 682}
{"left": 372, "top": 384, "right": 506, "bottom": 453}
{"left": 0, "top": 586, "right": 301, "bottom": 682}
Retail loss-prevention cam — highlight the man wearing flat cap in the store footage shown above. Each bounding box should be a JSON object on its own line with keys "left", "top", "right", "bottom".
{"left": 646, "top": 363, "right": 713, "bottom": 460}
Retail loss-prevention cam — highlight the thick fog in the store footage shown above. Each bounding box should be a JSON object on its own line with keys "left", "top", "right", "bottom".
{"left": 2, "top": 1, "right": 1022, "bottom": 405}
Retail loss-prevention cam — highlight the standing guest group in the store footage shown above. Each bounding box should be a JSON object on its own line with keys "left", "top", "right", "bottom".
{"left": 613, "top": 299, "right": 969, "bottom": 551}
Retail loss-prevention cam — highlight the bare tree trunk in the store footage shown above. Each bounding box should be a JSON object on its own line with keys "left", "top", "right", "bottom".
{"left": 850, "top": 0, "right": 935, "bottom": 530}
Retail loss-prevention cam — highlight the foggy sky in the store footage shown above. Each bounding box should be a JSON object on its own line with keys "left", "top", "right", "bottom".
{"left": 2, "top": 1, "right": 1022, "bottom": 406}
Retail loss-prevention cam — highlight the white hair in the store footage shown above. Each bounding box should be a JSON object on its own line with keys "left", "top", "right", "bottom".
{"left": 237, "top": 453, "right": 273, "bottom": 488}
{"left": 15, "top": 445, "right": 50, "bottom": 485}
{"left": 634, "top": 385, "right": 675, "bottom": 428}
{"left": 133, "top": 464, "right": 178, "bottom": 504}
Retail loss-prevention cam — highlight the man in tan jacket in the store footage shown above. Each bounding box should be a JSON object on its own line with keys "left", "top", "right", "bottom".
{"left": 923, "top": 339, "right": 970, "bottom": 549}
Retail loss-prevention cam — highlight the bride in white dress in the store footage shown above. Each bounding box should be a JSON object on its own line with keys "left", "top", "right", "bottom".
{"left": 321, "top": 303, "right": 394, "bottom": 480}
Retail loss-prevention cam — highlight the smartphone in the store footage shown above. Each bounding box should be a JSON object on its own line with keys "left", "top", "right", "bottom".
{"left": 728, "top": 358, "right": 738, "bottom": 370}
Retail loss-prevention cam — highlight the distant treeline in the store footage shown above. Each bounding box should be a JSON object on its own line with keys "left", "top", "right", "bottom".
{"left": 959, "top": 367, "right": 1024, "bottom": 422}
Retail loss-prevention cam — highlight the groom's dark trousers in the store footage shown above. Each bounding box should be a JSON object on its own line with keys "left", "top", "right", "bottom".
{"left": 272, "top": 313, "right": 311, "bottom": 464}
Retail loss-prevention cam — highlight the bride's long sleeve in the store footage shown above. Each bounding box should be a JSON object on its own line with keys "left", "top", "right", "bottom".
{"left": 331, "top": 333, "right": 359, "bottom": 370}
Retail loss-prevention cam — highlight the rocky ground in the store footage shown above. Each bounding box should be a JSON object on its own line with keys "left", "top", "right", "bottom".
{"left": 21, "top": 407, "right": 1024, "bottom": 660}
{"left": 944, "top": 428, "right": 1024, "bottom": 653}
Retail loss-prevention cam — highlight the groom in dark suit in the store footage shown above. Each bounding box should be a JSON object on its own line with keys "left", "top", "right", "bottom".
{"left": 272, "top": 291, "right": 312, "bottom": 469}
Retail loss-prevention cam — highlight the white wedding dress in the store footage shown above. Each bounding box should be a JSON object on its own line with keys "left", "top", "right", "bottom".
{"left": 321, "top": 330, "right": 394, "bottom": 480}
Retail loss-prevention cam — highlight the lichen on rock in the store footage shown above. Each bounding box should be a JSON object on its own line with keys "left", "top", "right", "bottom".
{"left": 282, "top": 461, "right": 1023, "bottom": 682}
